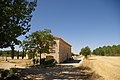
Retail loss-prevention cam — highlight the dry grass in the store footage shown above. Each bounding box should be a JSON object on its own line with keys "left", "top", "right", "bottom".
{"left": 0, "top": 57, "right": 32, "bottom": 69}
{"left": 89, "top": 56, "right": 120, "bottom": 80}
{"left": 10, "top": 58, "right": 103, "bottom": 80}
{"left": 79, "top": 59, "right": 104, "bottom": 80}
{"left": 0, "top": 56, "right": 109, "bottom": 80}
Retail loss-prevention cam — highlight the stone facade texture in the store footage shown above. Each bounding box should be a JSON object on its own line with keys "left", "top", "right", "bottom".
{"left": 41, "top": 37, "right": 72, "bottom": 63}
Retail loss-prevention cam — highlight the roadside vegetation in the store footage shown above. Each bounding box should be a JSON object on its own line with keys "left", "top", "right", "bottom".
{"left": 79, "top": 46, "right": 91, "bottom": 59}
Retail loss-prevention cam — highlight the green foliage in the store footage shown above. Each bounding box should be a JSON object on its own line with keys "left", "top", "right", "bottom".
{"left": 0, "top": 50, "right": 23, "bottom": 57}
{"left": 7, "top": 68, "right": 17, "bottom": 78}
{"left": 41, "top": 58, "right": 57, "bottom": 67}
{"left": 21, "top": 29, "right": 56, "bottom": 53}
{"left": 80, "top": 46, "right": 91, "bottom": 58}
{"left": 92, "top": 45, "right": 120, "bottom": 56}
{"left": 21, "top": 29, "right": 56, "bottom": 64}
{"left": 28, "top": 52, "right": 35, "bottom": 59}
{"left": 0, "top": 70, "right": 9, "bottom": 79}
{"left": 40, "top": 58, "right": 46, "bottom": 64}
{"left": 0, "top": 68, "right": 17, "bottom": 80}
{"left": 0, "top": 0, "right": 37, "bottom": 48}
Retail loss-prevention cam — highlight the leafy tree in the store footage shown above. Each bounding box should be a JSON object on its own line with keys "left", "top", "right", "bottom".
{"left": 98, "top": 47, "right": 104, "bottom": 56}
{"left": 21, "top": 29, "right": 56, "bottom": 65}
{"left": 80, "top": 46, "right": 91, "bottom": 58}
{"left": 92, "top": 45, "right": 120, "bottom": 56}
{"left": 27, "top": 51, "right": 35, "bottom": 59}
{"left": 0, "top": 0, "right": 37, "bottom": 58}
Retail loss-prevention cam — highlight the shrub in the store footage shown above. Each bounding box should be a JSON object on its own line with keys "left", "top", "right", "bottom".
{"left": 41, "top": 58, "right": 45, "bottom": 64}
{"left": 28, "top": 52, "right": 35, "bottom": 59}
{"left": 0, "top": 70, "right": 9, "bottom": 79}
{"left": 41, "top": 58, "right": 57, "bottom": 67}
{"left": 0, "top": 68, "right": 20, "bottom": 80}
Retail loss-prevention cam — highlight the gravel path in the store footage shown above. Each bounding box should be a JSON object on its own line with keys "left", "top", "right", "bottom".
{"left": 89, "top": 56, "right": 120, "bottom": 80}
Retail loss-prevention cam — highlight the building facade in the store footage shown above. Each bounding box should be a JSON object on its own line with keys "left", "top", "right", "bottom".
{"left": 41, "top": 37, "right": 72, "bottom": 63}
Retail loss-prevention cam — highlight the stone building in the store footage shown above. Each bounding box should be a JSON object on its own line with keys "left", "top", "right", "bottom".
{"left": 41, "top": 36, "right": 72, "bottom": 63}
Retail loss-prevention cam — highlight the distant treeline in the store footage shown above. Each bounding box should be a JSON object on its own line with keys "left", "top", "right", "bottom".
{"left": 92, "top": 45, "right": 120, "bottom": 56}
{"left": 0, "top": 50, "right": 23, "bottom": 57}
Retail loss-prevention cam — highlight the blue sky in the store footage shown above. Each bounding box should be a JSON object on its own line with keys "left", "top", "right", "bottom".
{"left": 3, "top": 0, "right": 120, "bottom": 54}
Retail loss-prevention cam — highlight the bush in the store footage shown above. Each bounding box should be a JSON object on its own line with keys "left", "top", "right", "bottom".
{"left": 41, "top": 58, "right": 57, "bottom": 67}
{"left": 9, "top": 68, "right": 17, "bottom": 74}
{"left": 28, "top": 52, "right": 35, "bottom": 59}
{"left": 0, "top": 70, "right": 9, "bottom": 79}
{"left": 41, "top": 58, "right": 45, "bottom": 64}
{"left": 0, "top": 68, "right": 17, "bottom": 80}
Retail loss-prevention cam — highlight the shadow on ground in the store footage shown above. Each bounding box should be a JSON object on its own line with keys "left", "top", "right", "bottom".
{"left": 63, "top": 59, "right": 81, "bottom": 63}
{"left": 15, "top": 65, "right": 103, "bottom": 80}
{"left": 88, "top": 59, "right": 97, "bottom": 61}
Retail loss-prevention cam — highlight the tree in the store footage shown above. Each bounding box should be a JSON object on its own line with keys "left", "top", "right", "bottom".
{"left": 11, "top": 45, "right": 15, "bottom": 59}
{"left": 6, "top": 52, "right": 9, "bottom": 61}
{"left": 21, "top": 29, "right": 56, "bottom": 65}
{"left": 92, "top": 45, "right": 120, "bottom": 56}
{"left": 0, "top": 0, "right": 37, "bottom": 49}
{"left": 80, "top": 46, "right": 91, "bottom": 58}
{"left": 22, "top": 49, "right": 25, "bottom": 59}
{"left": 17, "top": 50, "right": 19, "bottom": 59}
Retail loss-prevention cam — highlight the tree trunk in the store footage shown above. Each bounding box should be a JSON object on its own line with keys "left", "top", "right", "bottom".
{"left": 6, "top": 56, "right": 7, "bottom": 61}
{"left": 11, "top": 45, "right": 14, "bottom": 59}
{"left": 22, "top": 49, "right": 24, "bottom": 59}
{"left": 17, "top": 50, "right": 19, "bottom": 59}
{"left": 40, "top": 52, "right": 41, "bottom": 65}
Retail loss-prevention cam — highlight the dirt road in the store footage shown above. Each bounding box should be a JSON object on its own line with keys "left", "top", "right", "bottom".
{"left": 89, "top": 56, "right": 120, "bottom": 80}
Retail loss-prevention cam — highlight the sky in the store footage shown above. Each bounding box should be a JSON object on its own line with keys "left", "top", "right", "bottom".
{"left": 2, "top": 0, "right": 120, "bottom": 54}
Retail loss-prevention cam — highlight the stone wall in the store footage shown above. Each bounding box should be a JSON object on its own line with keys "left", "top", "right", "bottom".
{"left": 50, "top": 40, "right": 60, "bottom": 63}
{"left": 40, "top": 37, "right": 71, "bottom": 63}
{"left": 59, "top": 39, "right": 71, "bottom": 63}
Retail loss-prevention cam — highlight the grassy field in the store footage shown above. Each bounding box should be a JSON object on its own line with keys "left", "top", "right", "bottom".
{"left": 89, "top": 56, "right": 120, "bottom": 80}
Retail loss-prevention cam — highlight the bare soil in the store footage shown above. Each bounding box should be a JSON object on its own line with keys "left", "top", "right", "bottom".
{"left": 1, "top": 56, "right": 119, "bottom": 79}
{"left": 89, "top": 56, "right": 120, "bottom": 80}
{"left": 16, "top": 62, "right": 102, "bottom": 80}
{"left": 0, "top": 56, "right": 102, "bottom": 80}
{"left": 0, "top": 57, "right": 31, "bottom": 69}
